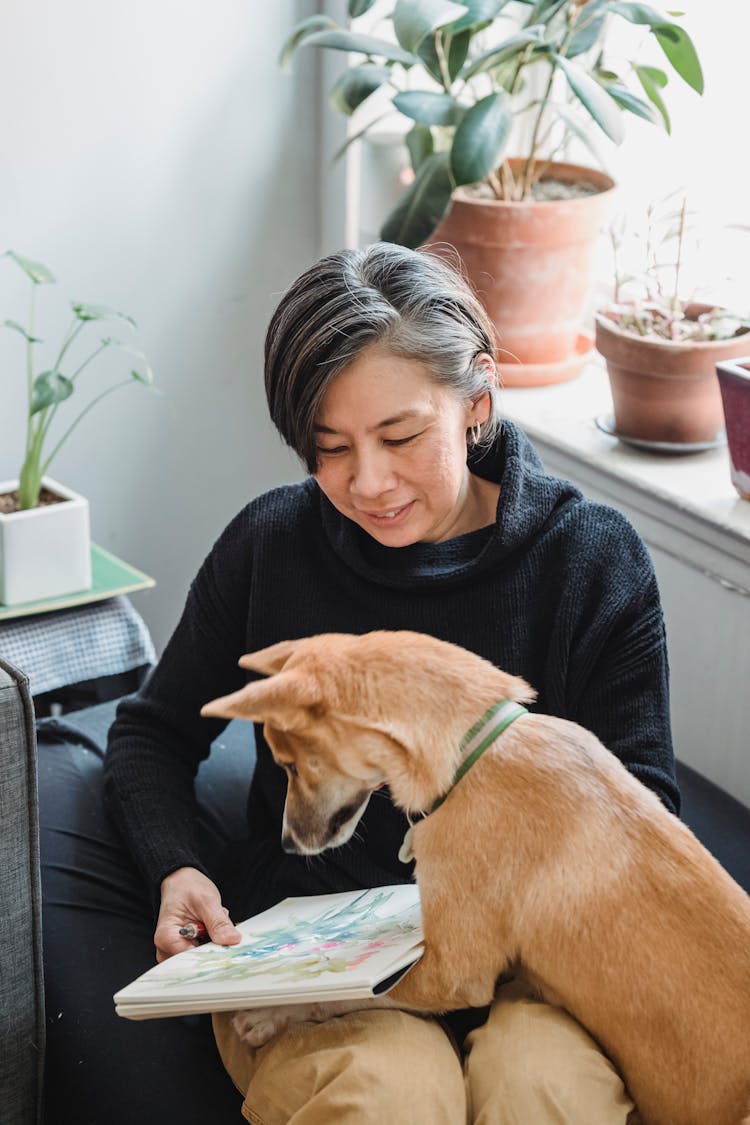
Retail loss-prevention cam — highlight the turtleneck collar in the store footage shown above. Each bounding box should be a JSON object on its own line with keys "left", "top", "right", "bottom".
{"left": 313, "top": 420, "right": 581, "bottom": 592}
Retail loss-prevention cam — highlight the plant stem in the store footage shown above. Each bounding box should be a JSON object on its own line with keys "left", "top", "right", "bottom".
{"left": 40, "top": 378, "right": 132, "bottom": 477}
{"left": 487, "top": 168, "right": 504, "bottom": 198}
{"left": 500, "top": 161, "right": 515, "bottom": 200}
{"left": 18, "top": 421, "right": 46, "bottom": 509}
{"left": 52, "top": 317, "right": 85, "bottom": 372}
{"left": 434, "top": 31, "right": 453, "bottom": 94}
{"left": 522, "top": 65, "right": 557, "bottom": 197}
{"left": 520, "top": 3, "right": 579, "bottom": 198}
{"left": 69, "top": 340, "right": 109, "bottom": 382}
{"left": 40, "top": 340, "right": 111, "bottom": 447}
{"left": 25, "top": 284, "right": 36, "bottom": 464}
{"left": 673, "top": 196, "right": 687, "bottom": 310}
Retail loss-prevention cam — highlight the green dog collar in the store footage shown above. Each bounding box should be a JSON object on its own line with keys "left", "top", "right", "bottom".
{"left": 399, "top": 699, "right": 527, "bottom": 864}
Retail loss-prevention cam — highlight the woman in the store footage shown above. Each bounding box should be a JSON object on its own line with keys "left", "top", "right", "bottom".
{"left": 53, "top": 243, "right": 677, "bottom": 1123}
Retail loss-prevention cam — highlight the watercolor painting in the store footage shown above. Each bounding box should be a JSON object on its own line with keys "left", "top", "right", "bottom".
{"left": 139, "top": 887, "right": 423, "bottom": 995}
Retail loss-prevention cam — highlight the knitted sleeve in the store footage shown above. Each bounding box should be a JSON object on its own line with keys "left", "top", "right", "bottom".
{"left": 103, "top": 506, "right": 253, "bottom": 893}
{"left": 553, "top": 503, "right": 679, "bottom": 815}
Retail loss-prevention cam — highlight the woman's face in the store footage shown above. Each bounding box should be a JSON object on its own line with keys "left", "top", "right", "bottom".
{"left": 313, "top": 346, "right": 491, "bottom": 547}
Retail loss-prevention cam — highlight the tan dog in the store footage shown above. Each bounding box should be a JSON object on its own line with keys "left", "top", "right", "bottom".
{"left": 202, "top": 630, "right": 750, "bottom": 1125}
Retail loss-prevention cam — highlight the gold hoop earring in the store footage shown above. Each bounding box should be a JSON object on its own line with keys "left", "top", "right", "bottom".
{"left": 471, "top": 423, "right": 481, "bottom": 446}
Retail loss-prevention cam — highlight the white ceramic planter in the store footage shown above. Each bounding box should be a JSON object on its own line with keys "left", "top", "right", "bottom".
{"left": 0, "top": 477, "right": 92, "bottom": 605}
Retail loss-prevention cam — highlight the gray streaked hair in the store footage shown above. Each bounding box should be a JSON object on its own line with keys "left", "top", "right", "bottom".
{"left": 265, "top": 242, "right": 501, "bottom": 471}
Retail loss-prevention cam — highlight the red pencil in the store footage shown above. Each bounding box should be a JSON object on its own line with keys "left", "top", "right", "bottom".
{"left": 178, "top": 921, "right": 209, "bottom": 942}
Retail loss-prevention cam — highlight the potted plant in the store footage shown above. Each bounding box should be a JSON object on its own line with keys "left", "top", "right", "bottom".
{"left": 715, "top": 359, "right": 750, "bottom": 500}
{"left": 594, "top": 199, "right": 750, "bottom": 448}
{"left": 282, "top": 0, "right": 703, "bottom": 384}
{"left": 0, "top": 251, "right": 154, "bottom": 606}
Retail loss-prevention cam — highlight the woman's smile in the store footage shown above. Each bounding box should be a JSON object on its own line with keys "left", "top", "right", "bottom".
{"left": 358, "top": 501, "right": 415, "bottom": 525}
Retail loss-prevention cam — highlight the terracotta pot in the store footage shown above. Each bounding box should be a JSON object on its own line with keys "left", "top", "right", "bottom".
{"left": 425, "top": 160, "right": 615, "bottom": 386}
{"left": 595, "top": 308, "right": 750, "bottom": 446}
{"left": 716, "top": 358, "right": 750, "bottom": 500}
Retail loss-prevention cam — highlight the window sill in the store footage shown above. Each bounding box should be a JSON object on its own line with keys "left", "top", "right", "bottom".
{"left": 500, "top": 358, "right": 750, "bottom": 595}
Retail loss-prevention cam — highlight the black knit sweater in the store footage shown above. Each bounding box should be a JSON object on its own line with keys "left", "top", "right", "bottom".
{"left": 104, "top": 422, "right": 678, "bottom": 919}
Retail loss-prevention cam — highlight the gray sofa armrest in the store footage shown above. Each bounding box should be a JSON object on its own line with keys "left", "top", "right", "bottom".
{"left": 0, "top": 658, "right": 45, "bottom": 1125}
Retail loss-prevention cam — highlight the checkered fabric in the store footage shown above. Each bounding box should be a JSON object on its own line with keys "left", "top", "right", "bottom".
{"left": 0, "top": 596, "right": 156, "bottom": 696}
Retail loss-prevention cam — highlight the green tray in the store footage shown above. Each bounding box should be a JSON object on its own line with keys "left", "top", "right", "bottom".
{"left": 0, "top": 543, "right": 155, "bottom": 621}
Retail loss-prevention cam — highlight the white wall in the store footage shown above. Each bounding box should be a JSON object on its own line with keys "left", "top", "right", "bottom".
{"left": 0, "top": 1, "right": 347, "bottom": 652}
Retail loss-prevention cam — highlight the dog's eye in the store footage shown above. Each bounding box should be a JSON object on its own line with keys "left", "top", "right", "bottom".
{"left": 278, "top": 761, "right": 298, "bottom": 777}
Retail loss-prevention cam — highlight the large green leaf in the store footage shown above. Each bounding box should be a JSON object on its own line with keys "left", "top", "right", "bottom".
{"left": 30, "top": 371, "right": 73, "bottom": 415}
{"left": 393, "top": 0, "right": 470, "bottom": 55}
{"left": 552, "top": 103, "right": 608, "bottom": 167}
{"left": 450, "top": 91, "right": 511, "bottom": 185}
{"left": 605, "top": 84, "right": 662, "bottom": 126}
{"left": 393, "top": 90, "right": 464, "bottom": 125}
{"left": 461, "top": 28, "right": 547, "bottom": 79}
{"left": 1, "top": 319, "right": 42, "bottom": 343}
{"left": 330, "top": 63, "right": 392, "bottom": 115}
{"left": 278, "top": 15, "right": 338, "bottom": 69}
{"left": 4, "top": 250, "right": 56, "bottom": 285}
{"left": 418, "top": 28, "right": 471, "bottom": 84}
{"left": 653, "top": 23, "right": 703, "bottom": 94}
{"left": 636, "top": 64, "right": 670, "bottom": 131}
{"left": 406, "top": 123, "right": 434, "bottom": 171}
{"left": 567, "top": 0, "right": 609, "bottom": 57}
{"left": 380, "top": 151, "right": 454, "bottom": 247}
{"left": 529, "top": 0, "right": 568, "bottom": 21}
{"left": 554, "top": 54, "right": 625, "bottom": 144}
{"left": 607, "top": 2, "right": 704, "bottom": 93}
{"left": 349, "top": 0, "right": 379, "bottom": 16}
{"left": 606, "top": 1, "right": 672, "bottom": 22}
{"left": 71, "top": 302, "right": 137, "bottom": 329}
{"left": 448, "top": 0, "right": 511, "bottom": 32}
{"left": 301, "top": 30, "right": 419, "bottom": 66}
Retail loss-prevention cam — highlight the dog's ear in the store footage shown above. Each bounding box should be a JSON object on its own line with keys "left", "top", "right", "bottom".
{"left": 201, "top": 669, "right": 323, "bottom": 731}
{"left": 238, "top": 639, "right": 301, "bottom": 676}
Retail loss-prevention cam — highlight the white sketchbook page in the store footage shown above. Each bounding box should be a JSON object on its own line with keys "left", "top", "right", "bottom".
{"left": 114, "top": 885, "right": 423, "bottom": 1017}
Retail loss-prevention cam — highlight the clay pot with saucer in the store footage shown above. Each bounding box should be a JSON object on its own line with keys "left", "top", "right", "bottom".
{"left": 425, "top": 160, "right": 615, "bottom": 387}
{"left": 595, "top": 306, "right": 750, "bottom": 447}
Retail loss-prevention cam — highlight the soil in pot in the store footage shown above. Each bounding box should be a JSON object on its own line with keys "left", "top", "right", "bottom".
{"left": 0, "top": 486, "right": 67, "bottom": 515}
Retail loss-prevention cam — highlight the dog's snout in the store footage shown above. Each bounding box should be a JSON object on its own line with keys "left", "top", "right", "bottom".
{"left": 281, "top": 833, "right": 300, "bottom": 854}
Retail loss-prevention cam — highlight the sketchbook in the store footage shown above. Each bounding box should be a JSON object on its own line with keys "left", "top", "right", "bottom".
{"left": 114, "top": 885, "right": 423, "bottom": 1020}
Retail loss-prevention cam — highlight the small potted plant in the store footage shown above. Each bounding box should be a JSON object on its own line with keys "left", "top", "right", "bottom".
{"left": 0, "top": 251, "right": 154, "bottom": 605}
{"left": 594, "top": 199, "right": 750, "bottom": 448}
{"left": 715, "top": 358, "right": 750, "bottom": 500}
{"left": 282, "top": 0, "right": 703, "bottom": 384}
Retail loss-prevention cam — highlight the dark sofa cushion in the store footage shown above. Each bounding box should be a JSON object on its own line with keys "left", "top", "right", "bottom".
{"left": 36, "top": 699, "right": 255, "bottom": 847}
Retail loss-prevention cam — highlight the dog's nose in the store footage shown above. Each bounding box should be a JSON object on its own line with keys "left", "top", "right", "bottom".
{"left": 281, "top": 834, "right": 299, "bottom": 854}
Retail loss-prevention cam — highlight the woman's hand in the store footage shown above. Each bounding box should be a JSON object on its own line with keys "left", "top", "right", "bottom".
{"left": 155, "top": 866, "right": 242, "bottom": 962}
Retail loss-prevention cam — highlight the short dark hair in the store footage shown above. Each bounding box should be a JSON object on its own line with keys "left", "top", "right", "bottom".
{"left": 264, "top": 242, "right": 500, "bottom": 471}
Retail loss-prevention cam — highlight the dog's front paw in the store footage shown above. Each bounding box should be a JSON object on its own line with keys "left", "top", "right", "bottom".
{"left": 232, "top": 1002, "right": 330, "bottom": 1048}
{"left": 232, "top": 1006, "right": 291, "bottom": 1048}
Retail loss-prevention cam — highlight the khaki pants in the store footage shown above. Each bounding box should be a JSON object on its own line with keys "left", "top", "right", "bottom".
{"left": 213, "top": 981, "right": 636, "bottom": 1124}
